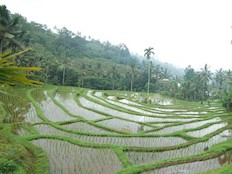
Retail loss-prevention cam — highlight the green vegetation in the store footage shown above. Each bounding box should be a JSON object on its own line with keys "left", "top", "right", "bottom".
{"left": 144, "top": 47, "right": 155, "bottom": 97}
{"left": 1, "top": 4, "right": 232, "bottom": 174}
{"left": 1, "top": 85, "right": 232, "bottom": 173}
{"left": 222, "top": 91, "right": 232, "bottom": 111}
{"left": 0, "top": 49, "right": 42, "bottom": 93}
{"left": 0, "top": 124, "right": 49, "bottom": 174}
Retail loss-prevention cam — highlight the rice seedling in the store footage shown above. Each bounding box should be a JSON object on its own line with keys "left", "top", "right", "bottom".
{"left": 55, "top": 91, "right": 106, "bottom": 120}
{"left": 126, "top": 130, "right": 232, "bottom": 164}
{"left": 62, "top": 121, "right": 114, "bottom": 134}
{"left": 34, "top": 123, "right": 186, "bottom": 147}
{"left": 32, "top": 139, "right": 122, "bottom": 174}
{"left": 143, "top": 152, "right": 232, "bottom": 174}
{"left": 0, "top": 92, "right": 30, "bottom": 123}
{"left": 150, "top": 117, "right": 221, "bottom": 135}
{"left": 34, "top": 124, "right": 81, "bottom": 139}
{"left": 187, "top": 123, "right": 228, "bottom": 137}
{"left": 24, "top": 104, "right": 43, "bottom": 123}
{"left": 32, "top": 90, "right": 76, "bottom": 122}
{"left": 79, "top": 96, "right": 200, "bottom": 123}
{"left": 4, "top": 86, "right": 232, "bottom": 174}
{"left": 97, "top": 118, "right": 152, "bottom": 133}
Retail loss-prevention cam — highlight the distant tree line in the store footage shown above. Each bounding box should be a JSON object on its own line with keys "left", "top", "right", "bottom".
{"left": 1, "top": 5, "right": 232, "bottom": 110}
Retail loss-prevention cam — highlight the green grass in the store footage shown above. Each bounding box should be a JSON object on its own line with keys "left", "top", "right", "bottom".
{"left": 198, "top": 164, "right": 232, "bottom": 174}
{"left": 0, "top": 124, "right": 49, "bottom": 174}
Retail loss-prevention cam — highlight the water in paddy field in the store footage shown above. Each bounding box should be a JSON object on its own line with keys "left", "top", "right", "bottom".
{"left": 34, "top": 124, "right": 187, "bottom": 147}
{"left": 32, "top": 139, "right": 122, "bottom": 174}
{"left": 127, "top": 130, "right": 232, "bottom": 165}
{"left": 143, "top": 149, "right": 232, "bottom": 174}
{"left": 151, "top": 117, "right": 221, "bottom": 135}
{"left": 55, "top": 92, "right": 106, "bottom": 120}
{"left": 97, "top": 118, "right": 152, "bottom": 133}
{"left": 23, "top": 88, "right": 232, "bottom": 174}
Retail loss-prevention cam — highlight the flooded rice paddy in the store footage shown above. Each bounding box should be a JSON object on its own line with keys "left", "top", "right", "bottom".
{"left": 143, "top": 149, "right": 232, "bottom": 174}
{"left": 3, "top": 87, "right": 232, "bottom": 174}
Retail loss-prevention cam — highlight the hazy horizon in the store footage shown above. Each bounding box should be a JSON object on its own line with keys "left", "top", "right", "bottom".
{"left": 1, "top": 0, "right": 232, "bottom": 71}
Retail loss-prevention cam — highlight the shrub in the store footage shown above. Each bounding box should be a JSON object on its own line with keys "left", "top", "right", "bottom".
{"left": 0, "top": 158, "right": 18, "bottom": 173}
{"left": 222, "top": 92, "right": 232, "bottom": 111}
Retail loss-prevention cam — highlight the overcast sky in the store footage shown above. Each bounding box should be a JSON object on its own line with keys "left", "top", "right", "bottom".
{"left": 1, "top": 0, "right": 232, "bottom": 71}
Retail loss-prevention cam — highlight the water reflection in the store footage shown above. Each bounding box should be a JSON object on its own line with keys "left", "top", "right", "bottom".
{"left": 34, "top": 124, "right": 186, "bottom": 147}
{"left": 127, "top": 130, "right": 232, "bottom": 165}
{"left": 143, "top": 149, "right": 232, "bottom": 174}
{"left": 40, "top": 91, "right": 75, "bottom": 122}
{"left": 187, "top": 123, "right": 227, "bottom": 137}
{"left": 80, "top": 97, "right": 200, "bottom": 123}
{"left": 32, "top": 139, "right": 122, "bottom": 174}
{"left": 151, "top": 117, "right": 221, "bottom": 135}
{"left": 97, "top": 118, "right": 151, "bottom": 133}
{"left": 55, "top": 92, "right": 105, "bottom": 120}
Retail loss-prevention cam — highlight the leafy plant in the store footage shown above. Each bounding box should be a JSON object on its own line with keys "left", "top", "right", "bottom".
{"left": 0, "top": 158, "right": 18, "bottom": 173}
{"left": 0, "top": 48, "right": 43, "bottom": 93}
{"left": 222, "top": 91, "right": 232, "bottom": 111}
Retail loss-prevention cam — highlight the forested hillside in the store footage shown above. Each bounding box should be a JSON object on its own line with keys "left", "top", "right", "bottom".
{"left": 2, "top": 5, "right": 232, "bottom": 106}
{"left": 0, "top": 9, "right": 184, "bottom": 92}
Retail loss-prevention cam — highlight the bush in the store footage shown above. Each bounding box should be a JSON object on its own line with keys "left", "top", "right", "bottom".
{"left": 222, "top": 92, "right": 232, "bottom": 111}
{"left": 0, "top": 158, "right": 18, "bottom": 173}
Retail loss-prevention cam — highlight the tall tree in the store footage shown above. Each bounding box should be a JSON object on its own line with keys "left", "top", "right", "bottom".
{"left": 154, "top": 64, "right": 161, "bottom": 81}
{"left": 61, "top": 49, "right": 69, "bottom": 85}
{"left": 181, "top": 65, "right": 196, "bottom": 100}
{"left": 111, "top": 65, "right": 118, "bottom": 90}
{"left": 144, "top": 47, "right": 154, "bottom": 96}
{"left": 160, "top": 67, "right": 171, "bottom": 79}
{"left": 225, "top": 70, "right": 232, "bottom": 93}
{"left": 215, "top": 68, "right": 225, "bottom": 93}
{"left": 0, "top": 5, "right": 25, "bottom": 54}
{"left": 199, "top": 64, "right": 212, "bottom": 99}
{"left": 129, "top": 59, "right": 136, "bottom": 91}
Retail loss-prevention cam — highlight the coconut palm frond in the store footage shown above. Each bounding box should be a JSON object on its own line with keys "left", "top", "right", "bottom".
{"left": 0, "top": 48, "right": 43, "bottom": 92}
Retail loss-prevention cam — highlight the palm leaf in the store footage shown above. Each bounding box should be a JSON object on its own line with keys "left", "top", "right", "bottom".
{"left": 0, "top": 48, "right": 43, "bottom": 92}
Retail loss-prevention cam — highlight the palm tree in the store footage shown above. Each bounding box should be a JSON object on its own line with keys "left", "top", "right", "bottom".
{"left": 225, "top": 70, "right": 232, "bottom": 93}
{"left": 81, "top": 71, "right": 86, "bottom": 87}
{"left": 61, "top": 49, "right": 71, "bottom": 86}
{"left": 215, "top": 68, "right": 225, "bottom": 92}
{"left": 112, "top": 65, "right": 117, "bottom": 90}
{"left": 130, "top": 59, "right": 136, "bottom": 91}
{"left": 199, "top": 64, "right": 212, "bottom": 99}
{"left": 0, "top": 5, "right": 25, "bottom": 54}
{"left": 144, "top": 47, "right": 154, "bottom": 96}
{"left": 160, "top": 67, "right": 171, "bottom": 79}
{"left": 154, "top": 64, "right": 161, "bottom": 81}
{"left": 96, "top": 63, "right": 102, "bottom": 79}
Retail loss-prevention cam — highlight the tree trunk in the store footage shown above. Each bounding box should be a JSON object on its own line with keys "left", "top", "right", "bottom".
{"left": 0, "top": 39, "right": 3, "bottom": 54}
{"left": 147, "top": 61, "right": 150, "bottom": 97}
{"left": 130, "top": 73, "right": 134, "bottom": 92}
{"left": 45, "top": 67, "right": 49, "bottom": 84}
{"left": 112, "top": 80, "right": 115, "bottom": 90}
{"left": 62, "top": 66, "right": 66, "bottom": 85}
{"left": 81, "top": 79, "right": 84, "bottom": 88}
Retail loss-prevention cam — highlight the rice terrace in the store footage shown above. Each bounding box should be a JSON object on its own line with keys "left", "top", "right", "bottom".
{"left": 1, "top": 1, "right": 232, "bottom": 174}
{"left": 1, "top": 85, "right": 232, "bottom": 174}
